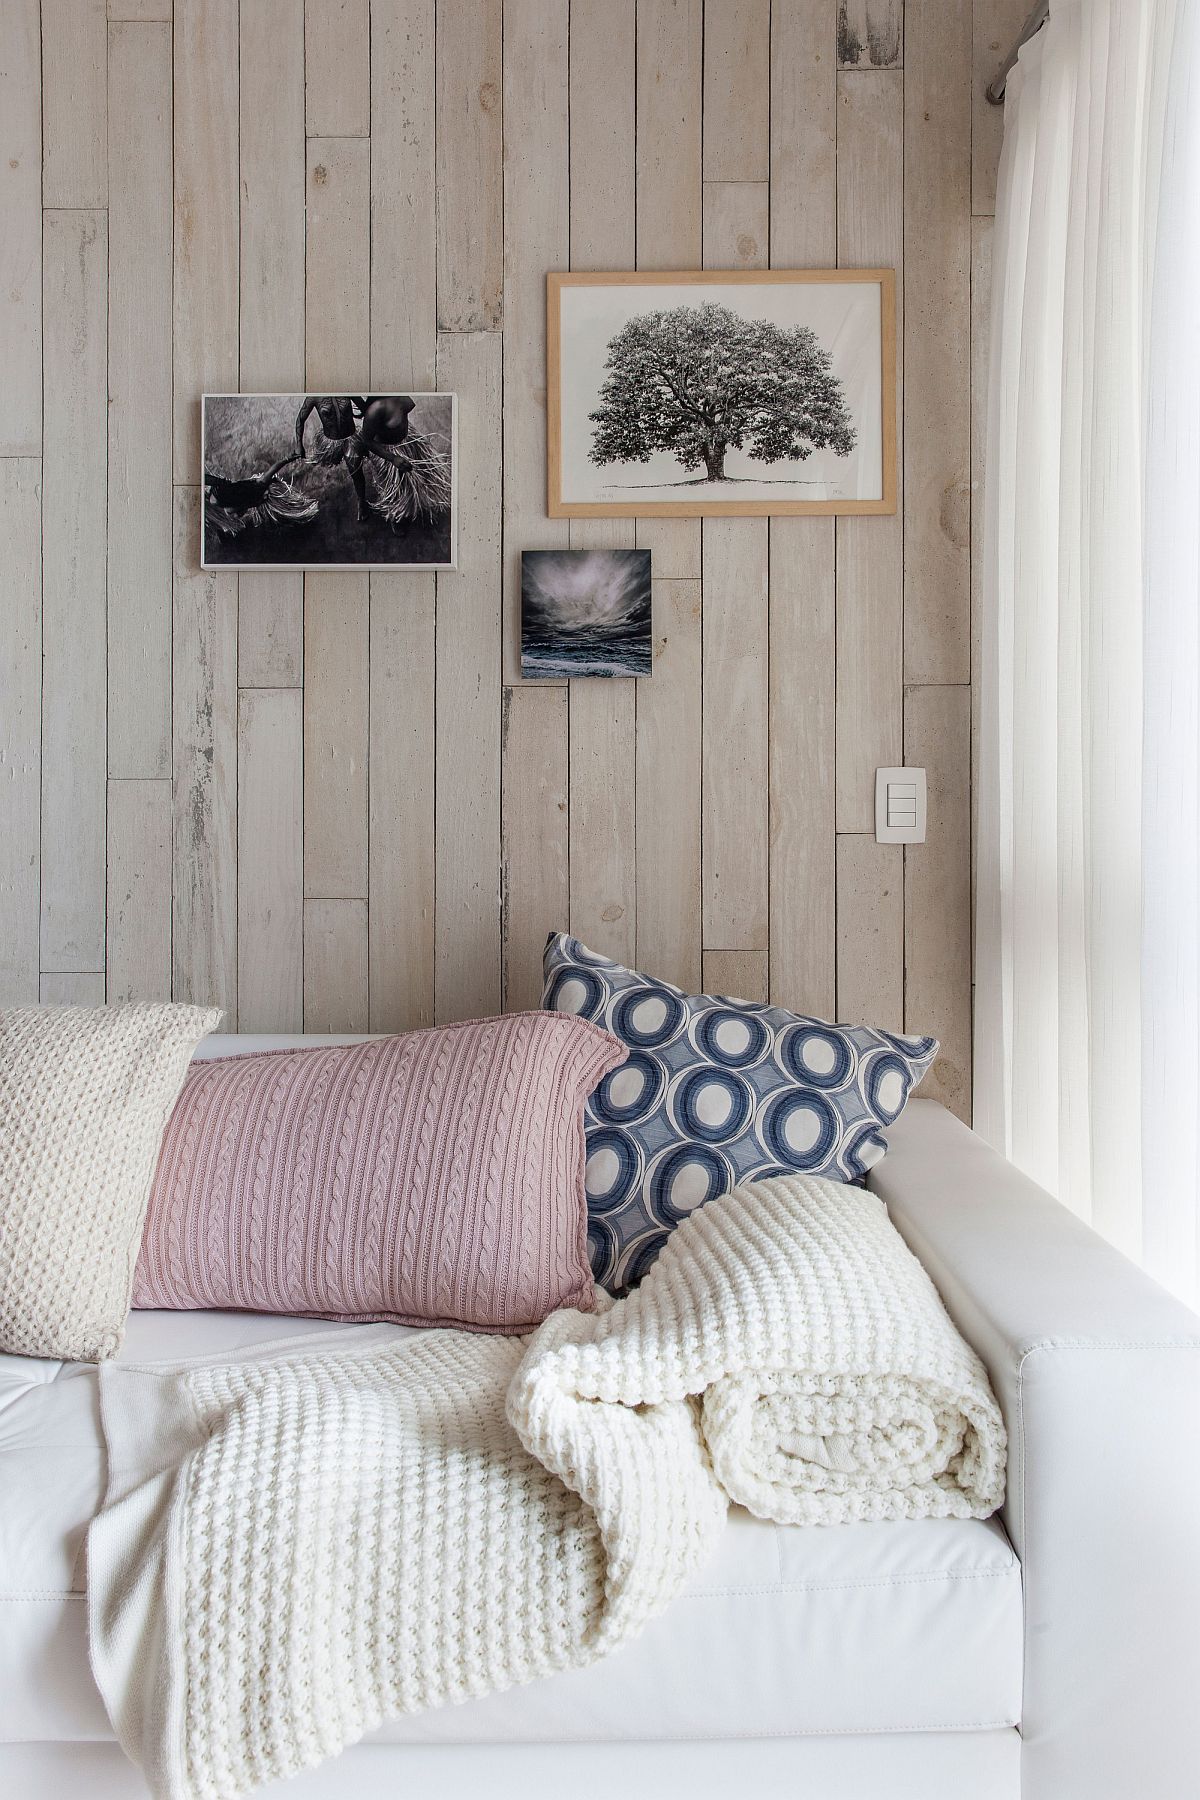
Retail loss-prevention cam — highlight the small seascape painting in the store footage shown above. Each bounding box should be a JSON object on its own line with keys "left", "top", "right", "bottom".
{"left": 201, "top": 392, "right": 456, "bottom": 570}
{"left": 521, "top": 549, "right": 653, "bottom": 680}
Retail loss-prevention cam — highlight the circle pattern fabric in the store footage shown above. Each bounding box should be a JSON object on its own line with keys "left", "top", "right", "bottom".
{"left": 543, "top": 933, "right": 939, "bottom": 1295}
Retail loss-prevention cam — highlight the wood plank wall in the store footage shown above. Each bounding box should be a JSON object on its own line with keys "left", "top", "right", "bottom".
{"left": 0, "top": 0, "right": 1021, "bottom": 1122}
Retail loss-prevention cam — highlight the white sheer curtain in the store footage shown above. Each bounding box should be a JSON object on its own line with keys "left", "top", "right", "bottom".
{"left": 975, "top": 0, "right": 1200, "bottom": 1303}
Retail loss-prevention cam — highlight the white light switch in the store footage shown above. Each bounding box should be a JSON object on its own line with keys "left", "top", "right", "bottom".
{"left": 875, "top": 767, "right": 927, "bottom": 844}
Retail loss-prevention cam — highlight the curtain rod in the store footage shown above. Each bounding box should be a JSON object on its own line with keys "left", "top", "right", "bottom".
{"left": 986, "top": 0, "right": 1050, "bottom": 103}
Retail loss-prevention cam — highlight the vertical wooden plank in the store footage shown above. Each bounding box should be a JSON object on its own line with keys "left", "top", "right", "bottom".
{"left": 369, "top": 578, "right": 435, "bottom": 1030}
{"left": 108, "top": 21, "right": 173, "bottom": 781}
{"left": 635, "top": 579, "right": 702, "bottom": 990}
{"left": 42, "top": 0, "right": 107, "bottom": 207}
{"left": 305, "top": 137, "right": 371, "bottom": 390}
{"left": 702, "top": 182, "right": 770, "bottom": 267}
{"left": 973, "top": 0, "right": 1028, "bottom": 215}
{"left": 903, "top": 0, "right": 971, "bottom": 683}
{"left": 41, "top": 210, "right": 108, "bottom": 974}
{"left": 305, "top": 900, "right": 369, "bottom": 1031}
{"left": 238, "top": 689, "right": 303, "bottom": 1031}
{"left": 502, "top": 688, "right": 570, "bottom": 1010}
{"left": 703, "top": 950, "right": 769, "bottom": 1004}
{"left": 436, "top": 0, "right": 503, "bottom": 330}
{"left": 370, "top": 0, "right": 436, "bottom": 391}
{"left": 174, "top": 0, "right": 239, "bottom": 482}
{"left": 40, "top": 972, "right": 106, "bottom": 1005}
{"left": 836, "top": 0, "right": 903, "bottom": 67}
{"left": 835, "top": 69, "right": 903, "bottom": 831}
{"left": 173, "top": 487, "right": 237, "bottom": 1021}
{"left": 109, "top": 1, "right": 173, "bottom": 18}
{"left": 237, "top": 0, "right": 304, "bottom": 732}
{"left": 0, "top": 461, "right": 41, "bottom": 1005}
{"left": 635, "top": 0, "right": 703, "bottom": 579}
{"left": 904, "top": 683, "right": 972, "bottom": 1117}
{"left": 769, "top": 2, "right": 837, "bottom": 1019}
{"left": 702, "top": 517, "right": 770, "bottom": 951}
{"left": 836, "top": 835, "right": 904, "bottom": 1030}
{"left": 106, "top": 780, "right": 172, "bottom": 1002}
{"left": 304, "top": 578, "right": 369, "bottom": 899}
{"left": 434, "top": 331, "right": 503, "bottom": 1023}
{"left": 971, "top": 217, "right": 993, "bottom": 938}
{"left": 304, "top": 0, "right": 370, "bottom": 136}
{"left": 702, "top": 0, "right": 770, "bottom": 181}
{"left": 502, "top": 0, "right": 569, "bottom": 685}
{"left": 0, "top": 0, "right": 41, "bottom": 456}
{"left": 566, "top": 0, "right": 638, "bottom": 965}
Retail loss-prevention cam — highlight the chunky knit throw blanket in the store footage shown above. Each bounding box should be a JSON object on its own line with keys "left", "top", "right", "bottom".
{"left": 88, "top": 1174, "right": 1005, "bottom": 1800}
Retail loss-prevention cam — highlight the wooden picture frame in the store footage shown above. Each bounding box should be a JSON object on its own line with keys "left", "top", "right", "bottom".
{"left": 546, "top": 269, "right": 897, "bottom": 518}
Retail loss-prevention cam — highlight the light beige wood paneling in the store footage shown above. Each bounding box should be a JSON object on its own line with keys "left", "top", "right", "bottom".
{"left": 108, "top": 21, "right": 173, "bottom": 782}
{"left": 502, "top": 686, "right": 570, "bottom": 1010}
{"left": 0, "top": 0, "right": 41, "bottom": 457}
{"left": 634, "top": 0, "right": 703, "bottom": 582}
{"left": 172, "top": 487, "right": 238, "bottom": 1022}
{"left": 16, "top": 0, "right": 984, "bottom": 1108}
{"left": 971, "top": 217, "right": 993, "bottom": 936}
{"left": 502, "top": 0, "right": 569, "bottom": 685}
{"left": 636, "top": 579, "right": 702, "bottom": 990}
{"left": 703, "top": 0, "right": 770, "bottom": 182}
{"left": 369, "top": 575, "right": 436, "bottom": 1031}
{"left": 42, "top": 0, "right": 106, "bottom": 208}
{"left": 837, "top": 0, "right": 903, "bottom": 68}
{"left": 0, "top": 460, "right": 41, "bottom": 1005}
{"left": 370, "top": 0, "right": 436, "bottom": 390}
{"left": 703, "top": 950, "right": 769, "bottom": 1004}
{"left": 173, "top": 0, "right": 239, "bottom": 484}
{"left": 836, "top": 834, "right": 904, "bottom": 1031}
{"left": 702, "top": 181, "right": 769, "bottom": 268}
{"left": 973, "top": 0, "right": 1029, "bottom": 215}
{"left": 904, "top": 681, "right": 972, "bottom": 1118}
{"left": 434, "top": 330, "right": 503, "bottom": 1023}
{"left": 305, "top": 0, "right": 370, "bottom": 137}
{"left": 107, "top": 780, "right": 172, "bottom": 1002}
{"left": 904, "top": 0, "right": 971, "bottom": 684}
{"left": 306, "top": 138, "right": 371, "bottom": 391}
{"left": 238, "top": 688, "right": 303, "bottom": 1031}
{"left": 436, "top": 0, "right": 503, "bottom": 331}
{"left": 304, "top": 578, "right": 369, "bottom": 899}
{"left": 240, "top": 0, "right": 305, "bottom": 390}
{"left": 835, "top": 69, "right": 903, "bottom": 832}
{"left": 40, "top": 972, "right": 107, "bottom": 1005}
{"left": 305, "top": 899, "right": 369, "bottom": 1030}
{"left": 41, "top": 210, "right": 108, "bottom": 975}
{"left": 702, "top": 516, "right": 770, "bottom": 952}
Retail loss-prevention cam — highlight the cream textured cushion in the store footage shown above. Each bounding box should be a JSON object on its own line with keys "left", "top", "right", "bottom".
{"left": 0, "top": 1004, "right": 221, "bottom": 1360}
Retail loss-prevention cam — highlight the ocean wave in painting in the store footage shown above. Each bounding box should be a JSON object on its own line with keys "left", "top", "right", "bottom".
{"left": 521, "top": 549, "right": 652, "bottom": 679}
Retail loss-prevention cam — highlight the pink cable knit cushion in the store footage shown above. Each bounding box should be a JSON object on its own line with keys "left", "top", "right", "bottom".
{"left": 133, "top": 1013, "right": 625, "bottom": 1332}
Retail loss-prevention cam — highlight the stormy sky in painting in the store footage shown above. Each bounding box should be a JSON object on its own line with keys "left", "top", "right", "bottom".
{"left": 521, "top": 549, "right": 652, "bottom": 679}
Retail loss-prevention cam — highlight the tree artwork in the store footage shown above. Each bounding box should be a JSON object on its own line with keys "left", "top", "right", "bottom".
{"left": 588, "top": 302, "right": 857, "bottom": 484}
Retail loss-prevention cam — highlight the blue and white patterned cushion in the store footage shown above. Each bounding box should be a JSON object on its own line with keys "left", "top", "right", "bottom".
{"left": 542, "top": 933, "right": 939, "bottom": 1294}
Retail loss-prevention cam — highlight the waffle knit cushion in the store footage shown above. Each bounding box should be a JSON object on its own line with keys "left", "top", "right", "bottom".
{"left": 133, "top": 1014, "right": 625, "bottom": 1331}
{"left": 0, "top": 1003, "right": 221, "bottom": 1361}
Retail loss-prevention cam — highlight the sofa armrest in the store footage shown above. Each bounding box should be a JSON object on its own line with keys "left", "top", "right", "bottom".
{"left": 869, "top": 1100, "right": 1200, "bottom": 1800}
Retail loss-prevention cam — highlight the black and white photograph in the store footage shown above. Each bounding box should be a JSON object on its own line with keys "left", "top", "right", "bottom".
{"left": 521, "top": 549, "right": 653, "bottom": 679}
{"left": 201, "top": 392, "right": 456, "bottom": 569}
{"left": 547, "top": 271, "right": 896, "bottom": 518}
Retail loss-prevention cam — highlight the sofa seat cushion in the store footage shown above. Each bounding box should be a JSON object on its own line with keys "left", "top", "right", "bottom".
{"left": 0, "top": 1309, "right": 1022, "bottom": 1747}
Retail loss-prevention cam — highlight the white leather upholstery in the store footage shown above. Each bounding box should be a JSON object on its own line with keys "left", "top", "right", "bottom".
{"left": 0, "top": 1734, "right": 1022, "bottom": 1800}
{"left": 0, "top": 1310, "right": 1021, "bottom": 1746}
{"left": 872, "top": 1101, "right": 1200, "bottom": 1800}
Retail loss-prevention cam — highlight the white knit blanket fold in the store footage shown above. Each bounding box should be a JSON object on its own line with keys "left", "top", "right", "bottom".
{"left": 88, "top": 1173, "right": 1005, "bottom": 1800}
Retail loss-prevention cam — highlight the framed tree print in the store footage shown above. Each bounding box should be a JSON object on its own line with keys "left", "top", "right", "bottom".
{"left": 546, "top": 270, "right": 896, "bottom": 518}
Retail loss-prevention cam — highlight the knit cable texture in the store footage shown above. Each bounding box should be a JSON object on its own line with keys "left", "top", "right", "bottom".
{"left": 88, "top": 1172, "right": 1006, "bottom": 1800}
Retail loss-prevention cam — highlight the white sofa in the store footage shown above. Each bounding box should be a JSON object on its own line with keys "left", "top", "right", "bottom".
{"left": 2, "top": 1035, "right": 1198, "bottom": 1800}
